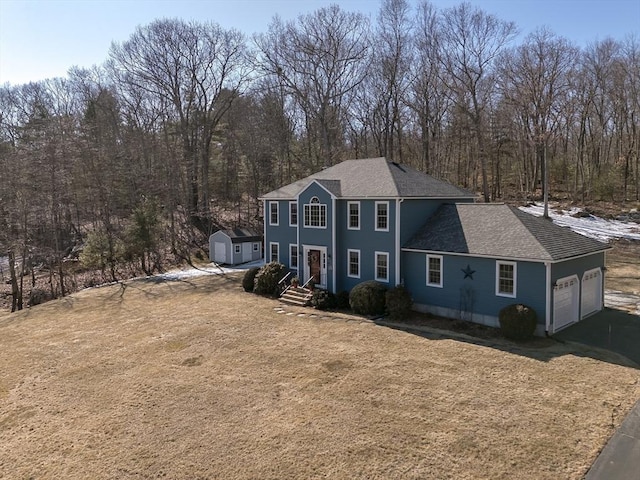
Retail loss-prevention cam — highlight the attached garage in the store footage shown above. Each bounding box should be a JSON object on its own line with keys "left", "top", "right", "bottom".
{"left": 401, "top": 203, "right": 611, "bottom": 337}
{"left": 209, "top": 228, "right": 262, "bottom": 266}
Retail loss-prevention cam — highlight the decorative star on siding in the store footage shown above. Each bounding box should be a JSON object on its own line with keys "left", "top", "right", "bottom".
{"left": 461, "top": 264, "right": 476, "bottom": 279}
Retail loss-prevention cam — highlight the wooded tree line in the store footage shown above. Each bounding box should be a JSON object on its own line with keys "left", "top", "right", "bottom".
{"left": 1, "top": 0, "right": 638, "bottom": 310}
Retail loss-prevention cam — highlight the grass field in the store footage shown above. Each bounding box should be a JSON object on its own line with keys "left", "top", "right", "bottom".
{"left": 0, "top": 271, "right": 638, "bottom": 479}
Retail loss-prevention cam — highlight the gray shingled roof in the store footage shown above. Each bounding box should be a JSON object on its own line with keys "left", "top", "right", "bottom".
{"left": 260, "top": 157, "right": 474, "bottom": 199}
{"left": 222, "top": 227, "right": 262, "bottom": 243}
{"left": 403, "top": 203, "right": 610, "bottom": 262}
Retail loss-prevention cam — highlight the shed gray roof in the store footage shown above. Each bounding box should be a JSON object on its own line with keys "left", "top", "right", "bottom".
{"left": 260, "top": 157, "right": 474, "bottom": 199}
{"left": 403, "top": 203, "right": 610, "bottom": 262}
{"left": 220, "top": 227, "right": 262, "bottom": 243}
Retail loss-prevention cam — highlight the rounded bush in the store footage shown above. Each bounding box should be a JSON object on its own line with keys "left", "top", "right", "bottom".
{"left": 385, "top": 285, "right": 413, "bottom": 321}
{"left": 311, "top": 290, "right": 336, "bottom": 310}
{"left": 253, "top": 262, "right": 286, "bottom": 296}
{"left": 242, "top": 267, "right": 260, "bottom": 292}
{"left": 498, "top": 304, "right": 538, "bottom": 341}
{"left": 349, "top": 280, "right": 388, "bottom": 316}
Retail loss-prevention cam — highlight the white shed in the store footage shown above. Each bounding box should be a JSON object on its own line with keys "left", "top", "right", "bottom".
{"left": 209, "top": 228, "right": 262, "bottom": 266}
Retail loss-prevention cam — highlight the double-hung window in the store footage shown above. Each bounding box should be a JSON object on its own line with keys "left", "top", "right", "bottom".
{"left": 347, "top": 201, "right": 360, "bottom": 230}
{"left": 289, "top": 201, "right": 297, "bottom": 227}
{"left": 234, "top": 244, "right": 241, "bottom": 254}
{"left": 347, "top": 249, "right": 360, "bottom": 278}
{"left": 269, "top": 202, "right": 279, "bottom": 226}
{"left": 426, "top": 255, "right": 443, "bottom": 287}
{"left": 375, "top": 251, "right": 389, "bottom": 282}
{"left": 270, "top": 242, "right": 279, "bottom": 263}
{"left": 375, "top": 201, "right": 389, "bottom": 231}
{"left": 304, "top": 197, "right": 327, "bottom": 228}
{"left": 496, "top": 261, "right": 517, "bottom": 297}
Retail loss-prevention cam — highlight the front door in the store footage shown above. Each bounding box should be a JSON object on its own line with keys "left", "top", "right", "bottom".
{"left": 309, "top": 249, "right": 321, "bottom": 284}
{"left": 303, "top": 245, "right": 326, "bottom": 288}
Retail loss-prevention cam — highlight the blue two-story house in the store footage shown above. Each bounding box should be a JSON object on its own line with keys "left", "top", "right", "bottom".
{"left": 260, "top": 157, "right": 475, "bottom": 293}
{"left": 260, "top": 157, "right": 610, "bottom": 335}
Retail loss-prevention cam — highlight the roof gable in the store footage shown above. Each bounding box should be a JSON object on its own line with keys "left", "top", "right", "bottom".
{"left": 260, "top": 157, "right": 474, "bottom": 200}
{"left": 404, "top": 203, "right": 609, "bottom": 262}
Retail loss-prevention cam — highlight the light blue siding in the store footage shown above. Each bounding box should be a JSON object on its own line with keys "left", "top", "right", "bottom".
{"left": 264, "top": 199, "right": 297, "bottom": 266}
{"left": 335, "top": 199, "right": 397, "bottom": 292}
{"left": 402, "top": 251, "right": 547, "bottom": 325}
{"left": 551, "top": 253, "right": 605, "bottom": 283}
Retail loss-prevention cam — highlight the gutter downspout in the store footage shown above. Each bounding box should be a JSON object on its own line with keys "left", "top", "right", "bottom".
{"left": 263, "top": 200, "right": 267, "bottom": 262}
{"left": 396, "top": 199, "right": 404, "bottom": 286}
{"left": 332, "top": 196, "right": 337, "bottom": 293}
{"left": 545, "top": 261, "right": 551, "bottom": 335}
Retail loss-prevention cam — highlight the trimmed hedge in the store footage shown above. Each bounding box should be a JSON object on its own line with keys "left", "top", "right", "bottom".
{"left": 349, "top": 280, "right": 387, "bottom": 316}
{"left": 498, "top": 304, "right": 538, "bottom": 341}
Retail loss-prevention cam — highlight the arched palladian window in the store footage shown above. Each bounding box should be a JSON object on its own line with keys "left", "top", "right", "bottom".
{"left": 304, "top": 196, "right": 327, "bottom": 228}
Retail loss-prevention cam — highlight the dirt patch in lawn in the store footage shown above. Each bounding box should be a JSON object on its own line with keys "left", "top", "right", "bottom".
{"left": 0, "top": 273, "right": 639, "bottom": 480}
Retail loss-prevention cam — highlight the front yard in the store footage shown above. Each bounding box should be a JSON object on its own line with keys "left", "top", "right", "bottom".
{"left": 0, "top": 273, "right": 638, "bottom": 479}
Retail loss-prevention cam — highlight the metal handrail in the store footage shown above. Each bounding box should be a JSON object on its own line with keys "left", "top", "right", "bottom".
{"left": 278, "top": 271, "right": 292, "bottom": 285}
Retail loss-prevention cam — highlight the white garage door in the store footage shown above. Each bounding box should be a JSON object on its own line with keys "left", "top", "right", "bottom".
{"left": 214, "top": 242, "right": 226, "bottom": 264}
{"left": 553, "top": 275, "right": 579, "bottom": 333}
{"left": 581, "top": 268, "right": 602, "bottom": 319}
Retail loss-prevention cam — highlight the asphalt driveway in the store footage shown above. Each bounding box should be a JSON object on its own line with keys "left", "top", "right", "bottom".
{"left": 554, "top": 306, "right": 640, "bottom": 366}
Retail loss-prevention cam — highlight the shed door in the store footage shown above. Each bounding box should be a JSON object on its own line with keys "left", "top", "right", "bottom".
{"left": 581, "top": 268, "right": 602, "bottom": 319}
{"left": 214, "top": 242, "right": 226, "bottom": 264}
{"left": 553, "top": 275, "right": 579, "bottom": 332}
{"left": 242, "top": 242, "right": 252, "bottom": 263}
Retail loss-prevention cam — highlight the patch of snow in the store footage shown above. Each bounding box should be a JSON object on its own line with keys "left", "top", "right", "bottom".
{"left": 605, "top": 290, "right": 640, "bottom": 316}
{"left": 154, "top": 259, "right": 266, "bottom": 281}
{"left": 519, "top": 203, "right": 640, "bottom": 242}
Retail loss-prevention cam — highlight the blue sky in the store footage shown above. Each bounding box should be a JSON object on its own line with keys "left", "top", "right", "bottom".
{"left": 0, "top": 0, "right": 638, "bottom": 86}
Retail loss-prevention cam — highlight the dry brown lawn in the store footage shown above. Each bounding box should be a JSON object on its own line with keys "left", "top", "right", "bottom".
{"left": 0, "top": 273, "right": 639, "bottom": 479}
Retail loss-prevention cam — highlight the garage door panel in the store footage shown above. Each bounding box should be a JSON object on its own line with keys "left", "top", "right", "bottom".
{"left": 581, "top": 268, "right": 602, "bottom": 318}
{"left": 553, "top": 275, "right": 579, "bottom": 333}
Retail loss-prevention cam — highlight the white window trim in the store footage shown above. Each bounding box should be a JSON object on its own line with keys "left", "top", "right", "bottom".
{"left": 426, "top": 254, "right": 443, "bottom": 288}
{"left": 375, "top": 201, "right": 389, "bottom": 232}
{"left": 375, "top": 251, "right": 390, "bottom": 282}
{"left": 496, "top": 260, "right": 517, "bottom": 298}
{"left": 253, "top": 242, "right": 260, "bottom": 252}
{"left": 289, "top": 244, "right": 298, "bottom": 270}
{"left": 269, "top": 201, "right": 279, "bottom": 226}
{"left": 289, "top": 201, "right": 297, "bottom": 227}
{"left": 234, "top": 244, "right": 241, "bottom": 254}
{"left": 347, "top": 249, "right": 360, "bottom": 278}
{"left": 269, "top": 242, "right": 279, "bottom": 263}
{"left": 303, "top": 197, "right": 327, "bottom": 229}
{"left": 347, "top": 201, "right": 360, "bottom": 230}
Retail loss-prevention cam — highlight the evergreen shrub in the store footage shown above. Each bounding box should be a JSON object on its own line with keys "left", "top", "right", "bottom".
{"left": 253, "top": 262, "right": 286, "bottom": 296}
{"left": 242, "top": 267, "right": 261, "bottom": 292}
{"left": 498, "top": 304, "right": 538, "bottom": 341}
{"left": 349, "top": 280, "right": 387, "bottom": 316}
{"left": 385, "top": 285, "right": 413, "bottom": 321}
